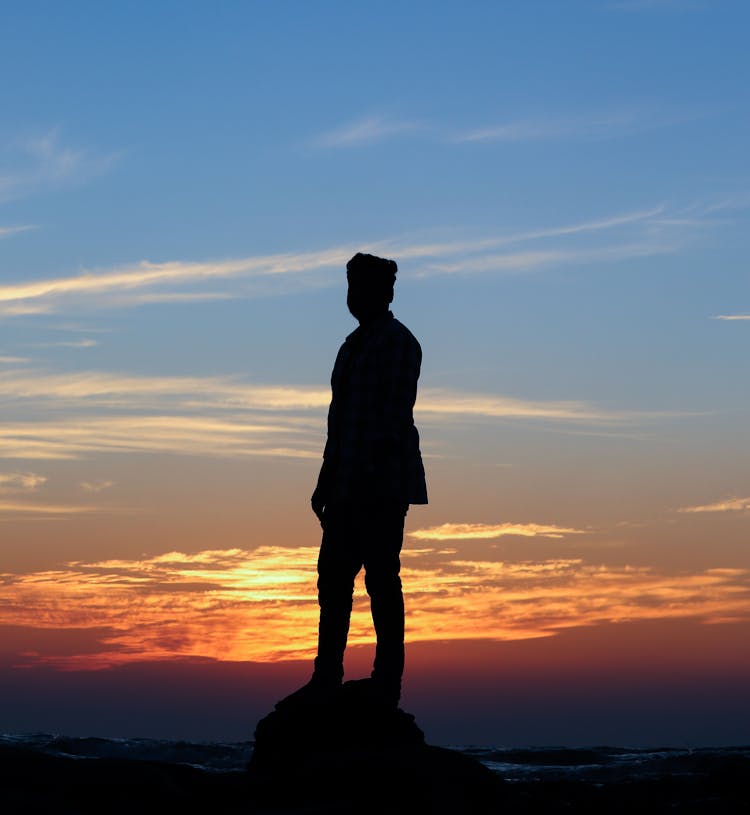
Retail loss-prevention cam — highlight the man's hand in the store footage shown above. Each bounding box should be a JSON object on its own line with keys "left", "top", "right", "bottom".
{"left": 311, "top": 483, "right": 327, "bottom": 525}
{"left": 311, "top": 459, "right": 334, "bottom": 525}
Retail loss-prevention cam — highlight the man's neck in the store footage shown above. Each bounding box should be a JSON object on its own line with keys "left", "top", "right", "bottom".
{"left": 357, "top": 308, "right": 390, "bottom": 329}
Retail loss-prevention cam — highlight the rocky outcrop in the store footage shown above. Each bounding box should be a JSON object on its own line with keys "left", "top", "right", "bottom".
{"left": 246, "top": 678, "right": 504, "bottom": 813}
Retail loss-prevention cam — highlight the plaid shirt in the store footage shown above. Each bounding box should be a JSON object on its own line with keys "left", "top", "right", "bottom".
{"left": 323, "top": 310, "right": 428, "bottom": 506}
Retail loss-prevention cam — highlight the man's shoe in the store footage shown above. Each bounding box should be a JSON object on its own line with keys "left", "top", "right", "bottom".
{"left": 371, "top": 676, "right": 401, "bottom": 709}
{"left": 274, "top": 674, "right": 341, "bottom": 711}
{"left": 345, "top": 676, "right": 400, "bottom": 708}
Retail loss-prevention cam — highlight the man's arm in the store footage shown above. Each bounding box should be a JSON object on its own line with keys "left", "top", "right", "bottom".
{"left": 312, "top": 349, "right": 342, "bottom": 523}
{"left": 369, "top": 329, "right": 421, "bottom": 482}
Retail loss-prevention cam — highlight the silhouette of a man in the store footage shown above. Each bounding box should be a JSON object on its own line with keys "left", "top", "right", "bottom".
{"left": 283, "top": 252, "right": 427, "bottom": 709}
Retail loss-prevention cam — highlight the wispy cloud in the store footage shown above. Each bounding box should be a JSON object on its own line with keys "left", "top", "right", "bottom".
{"left": 0, "top": 224, "right": 36, "bottom": 239}
{"left": 0, "top": 204, "right": 694, "bottom": 317}
{"left": 0, "top": 415, "right": 321, "bottom": 461}
{"left": 678, "top": 496, "right": 750, "bottom": 513}
{"left": 0, "top": 367, "right": 688, "bottom": 461}
{"left": 28, "top": 339, "right": 99, "bottom": 348}
{"left": 382, "top": 204, "right": 668, "bottom": 262}
{"left": 0, "top": 471, "right": 46, "bottom": 492}
{"left": 0, "top": 359, "right": 695, "bottom": 466}
{"left": 53, "top": 324, "right": 114, "bottom": 333}
{"left": 409, "top": 522, "right": 586, "bottom": 540}
{"left": 606, "top": 0, "right": 706, "bottom": 10}
{"left": 107, "top": 292, "right": 234, "bottom": 306}
{"left": 0, "top": 244, "right": 361, "bottom": 317}
{"left": 422, "top": 241, "right": 676, "bottom": 277}
{"left": 0, "top": 128, "right": 119, "bottom": 203}
{"left": 80, "top": 480, "right": 115, "bottom": 493}
{"left": 2, "top": 546, "right": 747, "bottom": 668}
{"left": 696, "top": 191, "right": 750, "bottom": 215}
{"left": 318, "top": 106, "right": 705, "bottom": 148}
{"left": 0, "top": 369, "right": 331, "bottom": 410}
{"left": 313, "top": 115, "right": 425, "bottom": 147}
{"left": 0, "top": 500, "right": 92, "bottom": 516}
{"left": 712, "top": 314, "right": 750, "bottom": 321}
{"left": 417, "top": 387, "right": 686, "bottom": 423}
{"left": 453, "top": 111, "right": 641, "bottom": 143}
{"left": 0, "top": 354, "right": 30, "bottom": 363}
{"left": 451, "top": 108, "right": 705, "bottom": 144}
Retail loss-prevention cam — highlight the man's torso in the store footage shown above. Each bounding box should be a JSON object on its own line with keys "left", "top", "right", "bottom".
{"left": 324, "top": 311, "right": 428, "bottom": 506}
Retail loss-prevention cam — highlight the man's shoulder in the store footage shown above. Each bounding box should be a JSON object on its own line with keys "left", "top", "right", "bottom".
{"left": 387, "top": 316, "right": 422, "bottom": 350}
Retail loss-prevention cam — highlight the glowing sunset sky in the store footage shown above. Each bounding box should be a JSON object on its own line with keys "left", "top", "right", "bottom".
{"left": 1, "top": 1, "right": 749, "bottom": 747}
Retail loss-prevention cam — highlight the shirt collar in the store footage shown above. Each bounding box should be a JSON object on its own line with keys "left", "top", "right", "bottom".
{"left": 345, "top": 310, "right": 394, "bottom": 344}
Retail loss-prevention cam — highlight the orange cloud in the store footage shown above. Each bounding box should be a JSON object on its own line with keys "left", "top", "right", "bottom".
{"left": 0, "top": 500, "right": 92, "bottom": 516}
{"left": 409, "top": 522, "right": 586, "bottom": 540}
{"left": 678, "top": 496, "right": 750, "bottom": 513}
{"left": 0, "top": 472, "right": 47, "bottom": 492}
{"left": 80, "top": 480, "right": 115, "bottom": 493}
{"left": 2, "top": 545, "right": 748, "bottom": 671}
{"left": 0, "top": 415, "right": 320, "bottom": 461}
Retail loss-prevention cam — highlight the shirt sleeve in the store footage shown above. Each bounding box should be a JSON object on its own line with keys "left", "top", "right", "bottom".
{"left": 322, "top": 344, "right": 345, "bottom": 463}
{"left": 372, "top": 329, "right": 422, "bottom": 463}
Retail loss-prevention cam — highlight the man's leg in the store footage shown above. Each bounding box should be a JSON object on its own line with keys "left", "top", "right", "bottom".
{"left": 314, "top": 502, "right": 361, "bottom": 684}
{"left": 275, "top": 504, "right": 360, "bottom": 709}
{"left": 363, "top": 502, "right": 408, "bottom": 704}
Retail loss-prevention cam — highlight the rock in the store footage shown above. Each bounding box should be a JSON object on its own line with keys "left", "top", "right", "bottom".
{"left": 246, "top": 678, "right": 505, "bottom": 813}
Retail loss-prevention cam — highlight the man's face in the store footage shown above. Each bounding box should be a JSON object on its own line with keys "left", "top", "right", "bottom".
{"left": 346, "top": 276, "right": 390, "bottom": 323}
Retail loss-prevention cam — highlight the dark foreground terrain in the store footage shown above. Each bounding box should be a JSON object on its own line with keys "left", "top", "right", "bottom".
{"left": 2, "top": 741, "right": 748, "bottom": 814}
{"left": 2, "top": 681, "right": 748, "bottom": 814}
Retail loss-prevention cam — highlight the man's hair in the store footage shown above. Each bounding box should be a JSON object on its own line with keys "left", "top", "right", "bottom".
{"left": 346, "top": 253, "right": 397, "bottom": 288}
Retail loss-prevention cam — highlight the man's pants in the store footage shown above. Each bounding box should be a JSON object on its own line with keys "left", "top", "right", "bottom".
{"left": 314, "top": 500, "right": 408, "bottom": 688}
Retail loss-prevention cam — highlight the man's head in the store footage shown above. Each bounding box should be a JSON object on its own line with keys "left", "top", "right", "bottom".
{"left": 346, "top": 252, "right": 397, "bottom": 324}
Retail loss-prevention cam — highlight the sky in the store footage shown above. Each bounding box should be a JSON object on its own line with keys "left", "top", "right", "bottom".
{"left": 1, "top": 0, "right": 749, "bottom": 748}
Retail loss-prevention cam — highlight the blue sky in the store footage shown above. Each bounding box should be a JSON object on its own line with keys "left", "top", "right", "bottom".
{"left": 2, "top": 1, "right": 748, "bottom": 371}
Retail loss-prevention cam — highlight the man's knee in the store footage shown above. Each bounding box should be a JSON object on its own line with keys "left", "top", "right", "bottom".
{"left": 364, "top": 568, "right": 402, "bottom": 598}
{"left": 317, "top": 566, "right": 357, "bottom": 602}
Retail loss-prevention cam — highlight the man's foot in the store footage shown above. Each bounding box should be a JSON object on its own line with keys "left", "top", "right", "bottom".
{"left": 371, "top": 676, "right": 401, "bottom": 709}
{"left": 344, "top": 676, "right": 401, "bottom": 709}
{"left": 274, "top": 674, "right": 341, "bottom": 711}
